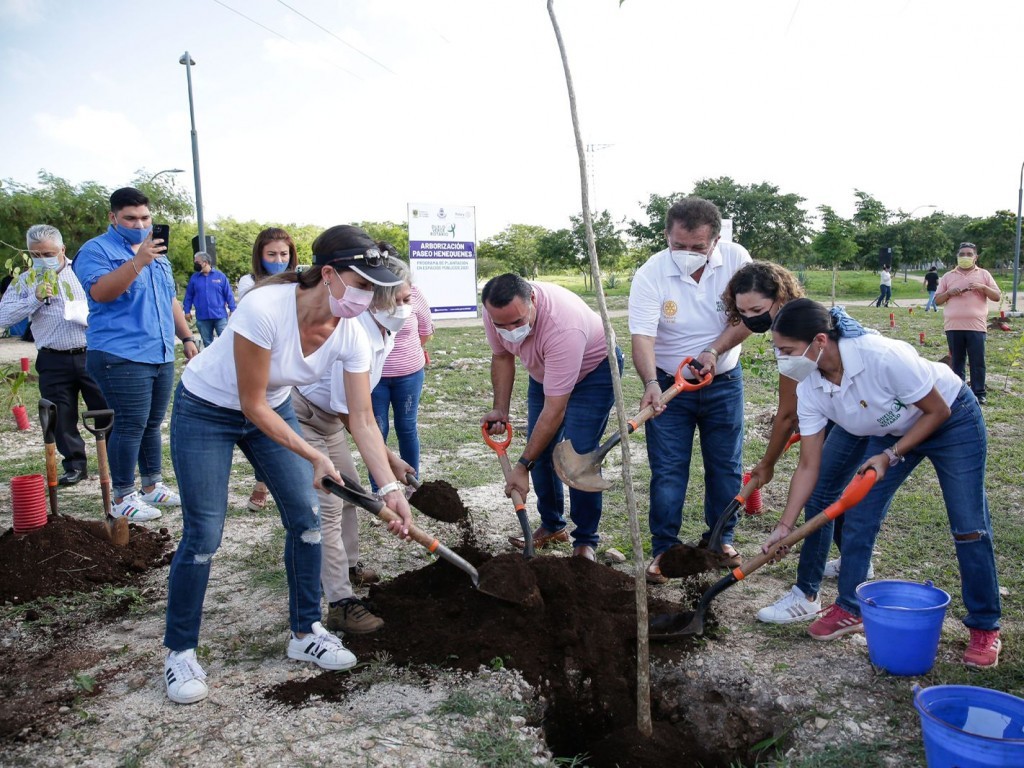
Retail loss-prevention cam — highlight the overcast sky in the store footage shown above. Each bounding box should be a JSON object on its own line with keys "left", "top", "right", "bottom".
{"left": 2, "top": 0, "right": 1022, "bottom": 240}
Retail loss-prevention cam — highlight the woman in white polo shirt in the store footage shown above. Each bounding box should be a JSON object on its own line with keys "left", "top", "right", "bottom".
{"left": 762, "top": 298, "right": 1002, "bottom": 668}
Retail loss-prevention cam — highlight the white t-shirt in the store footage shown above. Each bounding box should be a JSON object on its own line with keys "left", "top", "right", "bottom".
{"left": 795, "top": 334, "right": 963, "bottom": 438}
{"left": 296, "top": 312, "right": 390, "bottom": 414}
{"left": 880, "top": 270, "right": 892, "bottom": 287}
{"left": 181, "top": 282, "right": 371, "bottom": 410}
{"left": 237, "top": 274, "right": 256, "bottom": 300}
{"left": 629, "top": 240, "right": 752, "bottom": 376}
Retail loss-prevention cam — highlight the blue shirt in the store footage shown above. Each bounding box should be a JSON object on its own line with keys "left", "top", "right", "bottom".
{"left": 183, "top": 269, "right": 236, "bottom": 320}
{"left": 73, "top": 226, "right": 178, "bottom": 364}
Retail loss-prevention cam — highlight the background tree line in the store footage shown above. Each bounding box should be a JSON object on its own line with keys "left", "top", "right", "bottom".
{"left": 2, "top": 171, "right": 1019, "bottom": 290}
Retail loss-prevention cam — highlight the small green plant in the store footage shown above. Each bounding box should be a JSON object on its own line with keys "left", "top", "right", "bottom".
{"left": 0, "top": 361, "right": 29, "bottom": 409}
{"left": 488, "top": 656, "right": 506, "bottom": 671}
{"left": 72, "top": 672, "right": 96, "bottom": 693}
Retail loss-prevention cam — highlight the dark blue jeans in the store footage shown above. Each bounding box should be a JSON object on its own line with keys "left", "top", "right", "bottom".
{"left": 836, "top": 387, "right": 1000, "bottom": 630}
{"left": 526, "top": 349, "right": 623, "bottom": 548}
{"left": 646, "top": 365, "right": 744, "bottom": 557}
{"left": 945, "top": 330, "right": 987, "bottom": 398}
{"left": 794, "top": 423, "right": 869, "bottom": 597}
{"left": 86, "top": 350, "right": 175, "bottom": 498}
{"left": 165, "top": 383, "right": 322, "bottom": 651}
{"left": 370, "top": 368, "right": 425, "bottom": 490}
{"left": 196, "top": 317, "right": 228, "bottom": 348}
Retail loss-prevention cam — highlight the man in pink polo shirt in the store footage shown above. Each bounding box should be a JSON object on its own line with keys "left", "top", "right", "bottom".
{"left": 481, "top": 273, "right": 622, "bottom": 561}
{"left": 936, "top": 242, "right": 1000, "bottom": 405}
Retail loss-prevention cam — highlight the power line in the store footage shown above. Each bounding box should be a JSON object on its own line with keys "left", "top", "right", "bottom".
{"left": 209, "top": 0, "right": 361, "bottom": 79}
{"left": 275, "top": 0, "right": 397, "bottom": 76}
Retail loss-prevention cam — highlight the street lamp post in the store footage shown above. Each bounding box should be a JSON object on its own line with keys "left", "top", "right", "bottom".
{"left": 146, "top": 168, "right": 184, "bottom": 184}
{"left": 902, "top": 204, "right": 938, "bottom": 282}
{"left": 1012, "top": 160, "right": 1023, "bottom": 315}
{"left": 179, "top": 51, "right": 206, "bottom": 253}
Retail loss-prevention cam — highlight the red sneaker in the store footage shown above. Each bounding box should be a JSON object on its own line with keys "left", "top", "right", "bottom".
{"left": 963, "top": 629, "right": 1001, "bottom": 669}
{"left": 808, "top": 603, "right": 864, "bottom": 641}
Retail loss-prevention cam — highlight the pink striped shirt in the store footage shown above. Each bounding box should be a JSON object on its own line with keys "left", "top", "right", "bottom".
{"left": 381, "top": 285, "right": 433, "bottom": 377}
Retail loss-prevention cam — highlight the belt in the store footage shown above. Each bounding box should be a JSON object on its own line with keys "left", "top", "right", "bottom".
{"left": 657, "top": 366, "right": 734, "bottom": 384}
{"left": 41, "top": 347, "right": 87, "bottom": 355}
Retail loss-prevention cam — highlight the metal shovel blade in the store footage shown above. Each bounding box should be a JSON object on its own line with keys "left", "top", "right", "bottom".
{"left": 552, "top": 439, "right": 612, "bottom": 492}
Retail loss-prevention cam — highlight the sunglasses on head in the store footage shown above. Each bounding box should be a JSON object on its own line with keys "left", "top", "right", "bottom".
{"left": 959, "top": 242, "right": 976, "bottom": 251}
{"left": 322, "top": 246, "right": 387, "bottom": 267}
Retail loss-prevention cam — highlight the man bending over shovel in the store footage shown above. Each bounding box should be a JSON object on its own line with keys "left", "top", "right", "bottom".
{"left": 481, "top": 274, "right": 623, "bottom": 561}
{"left": 629, "top": 197, "right": 752, "bottom": 583}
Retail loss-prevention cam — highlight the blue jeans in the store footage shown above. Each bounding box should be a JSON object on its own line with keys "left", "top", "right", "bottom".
{"left": 164, "top": 383, "right": 322, "bottom": 651}
{"left": 370, "top": 368, "right": 425, "bottom": 490}
{"left": 646, "top": 365, "right": 744, "bottom": 557}
{"left": 526, "top": 349, "right": 623, "bottom": 548}
{"left": 874, "top": 285, "right": 892, "bottom": 307}
{"left": 945, "top": 330, "right": 987, "bottom": 398}
{"left": 794, "top": 424, "right": 869, "bottom": 598}
{"left": 835, "top": 387, "right": 1000, "bottom": 630}
{"left": 195, "top": 317, "right": 228, "bottom": 348}
{"left": 86, "top": 350, "right": 175, "bottom": 498}
{"left": 925, "top": 291, "right": 938, "bottom": 311}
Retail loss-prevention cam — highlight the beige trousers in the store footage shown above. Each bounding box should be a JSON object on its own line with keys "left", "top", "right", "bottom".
{"left": 291, "top": 389, "right": 361, "bottom": 603}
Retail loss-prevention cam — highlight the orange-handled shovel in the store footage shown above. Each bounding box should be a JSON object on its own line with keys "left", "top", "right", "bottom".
{"left": 38, "top": 398, "right": 59, "bottom": 518}
{"left": 482, "top": 422, "right": 534, "bottom": 559}
{"left": 651, "top": 467, "right": 877, "bottom": 639}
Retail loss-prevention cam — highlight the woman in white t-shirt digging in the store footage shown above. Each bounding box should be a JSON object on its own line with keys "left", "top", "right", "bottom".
{"left": 763, "top": 298, "right": 1002, "bottom": 668}
{"left": 162, "top": 225, "right": 412, "bottom": 704}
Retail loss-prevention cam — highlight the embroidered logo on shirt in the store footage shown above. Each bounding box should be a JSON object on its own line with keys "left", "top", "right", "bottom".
{"left": 662, "top": 300, "right": 678, "bottom": 318}
{"left": 876, "top": 397, "right": 908, "bottom": 428}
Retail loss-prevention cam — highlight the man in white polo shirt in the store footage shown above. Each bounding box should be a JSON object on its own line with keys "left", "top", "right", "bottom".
{"left": 629, "top": 197, "right": 752, "bottom": 582}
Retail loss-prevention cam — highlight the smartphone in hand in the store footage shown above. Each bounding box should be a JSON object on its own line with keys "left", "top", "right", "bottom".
{"left": 152, "top": 224, "right": 170, "bottom": 253}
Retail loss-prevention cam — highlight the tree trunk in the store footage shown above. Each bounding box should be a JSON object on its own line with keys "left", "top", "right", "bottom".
{"left": 547, "top": 0, "right": 652, "bottom": 739}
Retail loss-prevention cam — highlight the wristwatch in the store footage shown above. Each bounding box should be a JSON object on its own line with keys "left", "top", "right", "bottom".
{"left": 517, "top": 456, "right": 535, "bottom": 471}
{"left": 883, "top": 446, "right": 904, "bottom": 467}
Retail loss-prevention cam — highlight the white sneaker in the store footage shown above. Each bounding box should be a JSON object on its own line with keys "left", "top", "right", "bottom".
{"left": 111, "top": 491, "right": 161, "bottom": 521}
{"left": 164, "top": 649, "right": 208, "bottom": 704}
{"left": 823, "top": 557, "right": 874, "bottom": 580}
{"left": 756, "top": 585, "right": 821, "bottom": 624}
{"left": 287, "top": 621, "right": 357, "bottom": 671}
{"left": 139, "top": 482, "right": 181, "bottom": 506}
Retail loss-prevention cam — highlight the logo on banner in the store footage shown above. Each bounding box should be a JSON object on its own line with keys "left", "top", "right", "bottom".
{"left": 437, "top": 208, "right": 447, "bottom": 219}
{"left": 430, "top": 224, "right": 457, "bottom": 238}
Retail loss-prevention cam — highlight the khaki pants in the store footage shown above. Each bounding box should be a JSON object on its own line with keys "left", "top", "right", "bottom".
{"left": 291, "top": 389, "right": 361, "bottom": 603}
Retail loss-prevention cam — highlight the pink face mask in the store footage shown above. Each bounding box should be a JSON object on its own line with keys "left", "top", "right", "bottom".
{"left": 328, "top": 278, "right": 374, "bottom": 318}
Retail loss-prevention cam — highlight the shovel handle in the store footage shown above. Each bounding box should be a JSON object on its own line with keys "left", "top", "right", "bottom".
{"left": 732, "top": 468, "right": 877, "bottom": 582}
{"left": 404, "top": 472, "right": 421, "bottom": 490}
{"left": 481, "top": 421, "right": 513, "bottom": 455}
{"left": 627, "top": 357, "right": 713, "bottom": 432}
{"left": 82, "top": 409, "right": 115, "bottom": 441}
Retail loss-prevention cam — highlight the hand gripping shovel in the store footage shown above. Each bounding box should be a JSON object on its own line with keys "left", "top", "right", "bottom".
{"left": 553, "top": 357, "right": 712, "bottom": 492}
{"left": 323, "top": 474, "right": 541, "bottom": 607}
{"left": 38, "top": 399, "right": 59, "bottom": 518}
{"left": 703, "top": 432, "right": 802, "bottom": 555}
{"left": 82, "top": 409, "right": 129, "bottom": 546}
{"left": 482, "top": 422, "right": 534, "bottom": 559}
{"left": 650, "top": 467, "right": 877, "bottom": 639}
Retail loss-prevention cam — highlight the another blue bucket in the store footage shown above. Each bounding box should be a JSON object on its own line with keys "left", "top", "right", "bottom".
{"left": 914, "top": 685, "right": 1024, "bottom": 767}
{"left": 856, "top": 579, "right": 950, "bottom": 675}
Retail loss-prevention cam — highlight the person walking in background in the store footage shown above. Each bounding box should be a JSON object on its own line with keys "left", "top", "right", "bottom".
{"left": 162, "top": 224, "right": 411, "bottom": 705}
{"left": 73, "top": 187, "right": 197, "bottom": 521}
{"left": 237, "top": 227, "right": 297, "bottom": 300}
{"left": 628, "top": 197, "right": 752, "bottom": 581}
{"left": 183, "top": 251, "right": 235, "bottom": 348}
{"left": 763, "top": 298, "right": 1002, "bottom": 668}
{"left": 923, "top": 265, "right": 940, "bottom": 311}
{"left": 873, "top": 265, "right": 892, "bottom": 307}
{"left": 936, "top": 243, "right": 1000, "bottom": 405}
{"left": 239, "top": 227, "right": 299, "bottom": 512}
{"left": 0, "top": 224, "right": 107, "bottom": 485}
{"left": 295, "top": 251, "right": 417, "bottom": 634}
{"left": 370, "top": 245, "right": 433, "bottom": 489}
{"left": 482, "top": 273, "right": 622, "bottom": 561}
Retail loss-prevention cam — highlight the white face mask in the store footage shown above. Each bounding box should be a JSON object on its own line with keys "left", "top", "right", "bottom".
{"left": 776, "top": 343, "right": 823, "bottom": 382}
{"left": 496, "top": 323, "right": 531, "bottom": 344}
{"left": 32, "top": 256, "right": 60, "bottom": 271}
{"left": 372, "top": 304, "right": 412, "bottom": 332}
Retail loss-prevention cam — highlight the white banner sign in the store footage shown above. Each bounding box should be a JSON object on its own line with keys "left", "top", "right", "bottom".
{"left": 407, "top": 203, "right": 478, "bottom": 319}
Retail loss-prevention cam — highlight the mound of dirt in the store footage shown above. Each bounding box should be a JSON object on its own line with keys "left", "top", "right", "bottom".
{"left": 267, "top": 547, "right": 788, "bottom": 766}
{"left": 0, "top": 515, "right": 173, "bottom": 605}
{"left": 408, "top": 479, "right": 468, "bottom": 522}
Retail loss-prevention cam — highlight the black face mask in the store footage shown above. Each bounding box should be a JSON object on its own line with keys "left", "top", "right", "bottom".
{"left": 741, "top": 309, "right": 773, "bottom": 334}
{"left": 193, "top": 263, "right": 203, "bottom": 272}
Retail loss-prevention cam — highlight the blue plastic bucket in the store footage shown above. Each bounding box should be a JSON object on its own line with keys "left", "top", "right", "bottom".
{"left": 856, "top": 579, "right": 950, "bottom": 675}
{"left": 914, "top": 685, "right": 1024, "bottom": 767}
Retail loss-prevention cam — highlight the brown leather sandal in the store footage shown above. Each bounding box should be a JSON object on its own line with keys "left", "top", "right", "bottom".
{"left": 247, "top": 487, "right": 268, "bottom": 512}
